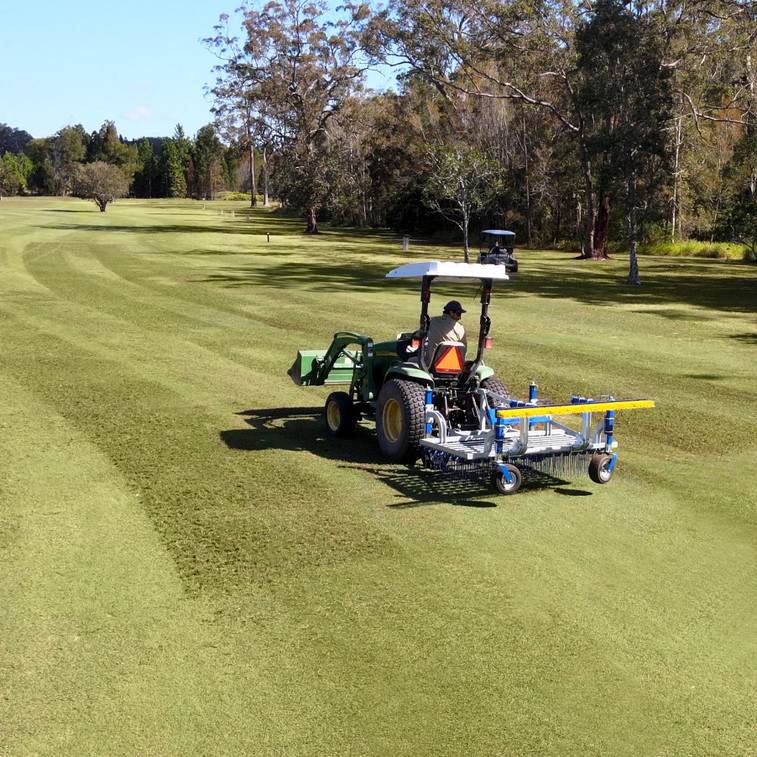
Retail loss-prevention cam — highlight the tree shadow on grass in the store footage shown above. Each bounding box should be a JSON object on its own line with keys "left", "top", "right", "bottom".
{"left": 220, "top": 406, "right": 496, "bottom": 507}
{"left": 512, "top": 257, "right": 757, "bottom": 314}
{"left": 220, "top": 406, "right": 576, "bottom": 507}
{"left": 200, "top": 260, "right": 409, "bottom": 292}
{"left": 35, "top": 213, "right": 414, "bottom": 243}
{"left": 730, "top": 333, "right": 757, "bottom": 345}
{"left": 38, "top": 223, "right": 270, "bottom": 236}
{"left": 196, "top": 252, "right": 757, "bottom": 314}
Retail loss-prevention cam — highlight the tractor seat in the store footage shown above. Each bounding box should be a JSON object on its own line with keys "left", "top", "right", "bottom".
{"left": 427, "top": 341, "right": 466, "bottom": 376}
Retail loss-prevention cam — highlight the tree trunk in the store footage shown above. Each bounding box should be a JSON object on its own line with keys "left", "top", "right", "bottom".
{"left": 552, "top": 204, "right": 561, "bottom": 244}
{"left": 248, "top": 151, "right": 256, "bottom": 208}
{"left": 747, "top": 47, "right": 756, "bottom": 198}
{"left": 626, "top": 238, "right": 640, "bottom": 285}
{"left": 306, "top": 205, "right": 320, "bottom": 234}
{"left": 359, "top": 187, "right": 367, "bottom": 228}
{"left": 262, "top": 146, "right": 269, "bottom": 207}
{"left": 592, "top": 193, "right": 610, "bottom": 259}
{"left": 624, "top": 178, "right": 641, "bottom": 285}
{"left": 671, "top": 112, "right": 683, "bottom": 242}
{"left": 522, "top": 111, "right": 533, "bottom": 245}
{"left": 248, "top": 134, "right": 257, "bottom": 208}
{"left": 462, "top": 209, "right": 470, "bottom": 263}
{"left": 579, "top": 143, "right": 595, "bottom": 258}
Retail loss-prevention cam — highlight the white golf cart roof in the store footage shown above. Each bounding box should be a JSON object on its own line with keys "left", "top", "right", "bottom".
{"left": 386, "top": 261, "right": 510, "bottom": 280}
{"left": 482, "top": 229, "right": 516, "bottom": 237}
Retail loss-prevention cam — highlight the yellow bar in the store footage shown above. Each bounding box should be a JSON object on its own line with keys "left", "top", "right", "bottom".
{"left": 495, "top": 399, "right": 655, "bottom": 419}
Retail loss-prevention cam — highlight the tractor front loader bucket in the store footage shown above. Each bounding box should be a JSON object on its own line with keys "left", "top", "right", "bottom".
{"left": 288, "top": 350, "right": 328, "bottom": 386}
{"left": 288, "top": 332, "right": 371, "bottom": 387}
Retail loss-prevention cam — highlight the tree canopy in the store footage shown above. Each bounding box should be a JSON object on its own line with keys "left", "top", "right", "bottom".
{"left": 73, "top": 161, "right": 129, "bottom": 211}
{"left": 2, "top": 0, "right": 756, "bottom": 268}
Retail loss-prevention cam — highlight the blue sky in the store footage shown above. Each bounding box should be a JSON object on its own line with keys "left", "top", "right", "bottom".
{"left": 1, "top": 0, "right": 396, "bottom": 142}
{"left": 1, "top": 0, "right": 237, "bottom": 140}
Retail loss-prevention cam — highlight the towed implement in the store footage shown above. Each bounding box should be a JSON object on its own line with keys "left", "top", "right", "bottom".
{"left": 288, "top": 261, "right": 654, "bottom": 494}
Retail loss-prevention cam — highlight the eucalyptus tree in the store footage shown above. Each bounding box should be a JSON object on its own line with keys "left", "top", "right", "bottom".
{"left": 133, "top": 139, "right": 158, "bottom": 198}
{"left": 424, "top": 142, "right": 501, "bottom": 261}
{"left": 364, "top": 0, "right": 599, "bottom": 255}
{"left": 26, "top": 125, "right": 88, "bottom": 195}
{"left": 207, "top": 0, "right": 371, "bottom": 232}
{"left": 368, "top": 0, "right": 675, "bottom": 280}
{"left": 316, "top": 96, "right": 376, "bottom": 227}
{"left": 574, "top": 0, "right": 673, "bottom": 283}
{"left": 662, "top": 0, "right": 757, "bottom": 240}
{"left": 0, "top": 124, "right": 32, "bottom": 155}
{"left": 712, "top": 1, "right": 757, "bottom": 209}
{"left": 207, "top": 59, "right": 262, "bottom": 206}
{"left": 353, "top": 88, "right": 435, "bottom": 230}
{"left": 192, "top": 125, "right": 225, "bottom": 199}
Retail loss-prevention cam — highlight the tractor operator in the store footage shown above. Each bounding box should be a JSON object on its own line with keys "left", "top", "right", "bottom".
{"left": 423, "top": 300, "right": 467, "bottom": 365}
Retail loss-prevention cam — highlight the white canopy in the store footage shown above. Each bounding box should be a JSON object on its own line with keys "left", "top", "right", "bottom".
{"left": 482, "top": 229, "right": 515, "bottom": 237}
{"left": 386, "top": 261, "right": 511, "bottom": 280}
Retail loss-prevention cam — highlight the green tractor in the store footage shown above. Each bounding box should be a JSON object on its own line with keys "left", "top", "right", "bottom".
{"left": 288, "top": 261, "right": 511, "bottom": 463}
{"left": 289, "top": 261, "right": 654, "bottom": 494}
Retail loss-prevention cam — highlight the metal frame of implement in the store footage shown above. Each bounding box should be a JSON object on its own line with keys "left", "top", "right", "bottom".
{"left": 420, "top": 383, "right": 655, "bottom": 487}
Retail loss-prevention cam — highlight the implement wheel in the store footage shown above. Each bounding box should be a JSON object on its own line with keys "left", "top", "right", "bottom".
{"left": 324, "top": 391, "right": 356, "bottom": 438}
{"left": 491, "top": 464, "right": 522, "bottom": 495}
{"left": 589, "top": 454, "right": 614, "bottom": 484}
{"left": 376, "top": 379, "right": 426, "bottom": 462}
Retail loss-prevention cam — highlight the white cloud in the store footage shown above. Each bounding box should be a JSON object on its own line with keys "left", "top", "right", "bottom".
{"left": 124, "top": 106, "right": 153, "bottom": 122}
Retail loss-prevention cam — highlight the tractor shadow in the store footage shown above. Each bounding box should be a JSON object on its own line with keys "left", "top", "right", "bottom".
{"left": 220, "top": 407, "right": 576, "bottom": 507}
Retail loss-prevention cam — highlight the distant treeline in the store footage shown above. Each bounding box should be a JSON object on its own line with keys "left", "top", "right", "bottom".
{"left": 2, "top": 0, "right": 756, "bottom": 264}
{"left": 0, "top": 122, "right": 244, "bottom": 204}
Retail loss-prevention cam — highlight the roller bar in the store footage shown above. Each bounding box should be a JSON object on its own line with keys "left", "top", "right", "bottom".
{"left": 494, "top": 399, "right": 655, "bottom": 419}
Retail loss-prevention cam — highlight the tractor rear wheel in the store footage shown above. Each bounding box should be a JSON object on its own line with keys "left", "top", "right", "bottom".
{"left": 324, "top": 391, "right": 356, "bottom": 438}
{"left": 376, "top": 379, "right": 426, "bottom": 462}
{"left": 480, "top": 376, "right": 510, "bottom": 403}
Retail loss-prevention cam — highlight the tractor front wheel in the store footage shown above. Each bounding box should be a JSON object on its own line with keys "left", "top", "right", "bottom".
{"left": 324, "top": 391, "right": 356, "bottom": 438}
{"left": 376, "top": 379, "right": 426, "bottom": 462}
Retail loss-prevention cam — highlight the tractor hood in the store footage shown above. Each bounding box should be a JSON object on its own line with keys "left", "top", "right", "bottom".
{"left": 386, "top": 261, "right": 510, "bottom": 280}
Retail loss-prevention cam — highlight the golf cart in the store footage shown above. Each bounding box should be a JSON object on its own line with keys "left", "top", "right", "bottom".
{"left": 478, "top": 229, "right": 518, "bottom": 273}
{"left": 288, "top": 261, "right": 653, "bottom": 494}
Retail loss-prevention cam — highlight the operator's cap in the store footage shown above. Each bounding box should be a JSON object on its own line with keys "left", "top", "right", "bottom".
{"left": 444, "top": 300, "right": 466, "bottom": 314}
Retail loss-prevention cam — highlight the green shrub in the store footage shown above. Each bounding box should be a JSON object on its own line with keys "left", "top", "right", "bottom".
{"left": 640, "top": 240, "right": 748, "bottom": 260}
{"left": 216, "top": 191, "right": 254, "bottom": 201}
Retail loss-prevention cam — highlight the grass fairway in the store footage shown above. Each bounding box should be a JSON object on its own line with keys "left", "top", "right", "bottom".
{"left": 1, "top": 196, "right": 756, "bottom": 756}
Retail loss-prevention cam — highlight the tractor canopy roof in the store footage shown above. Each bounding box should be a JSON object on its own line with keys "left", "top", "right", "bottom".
{"left": 482, "top": 229, "right": 516, "bottom": 239}
{"left": 386, "top": 261, "right": 511, "bottom": 281}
